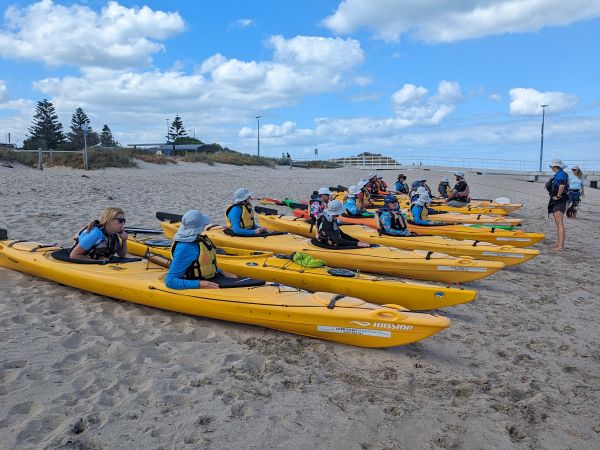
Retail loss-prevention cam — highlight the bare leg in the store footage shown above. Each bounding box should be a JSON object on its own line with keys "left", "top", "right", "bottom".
{"left": 553, "top": 210, "right": 565, "bottom": 250}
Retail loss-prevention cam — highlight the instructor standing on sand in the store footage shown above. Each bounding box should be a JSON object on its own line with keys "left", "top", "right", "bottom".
{"left": 546, "top": 159, "right": 569, "bottom": 251}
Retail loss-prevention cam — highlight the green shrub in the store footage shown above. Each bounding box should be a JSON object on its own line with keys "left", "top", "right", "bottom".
{"left": 181, "top": 150, "right": 276, "bottom": 167}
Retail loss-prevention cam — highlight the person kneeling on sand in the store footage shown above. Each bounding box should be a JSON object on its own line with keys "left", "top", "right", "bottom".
{"left": 411, "top": 187, "right": 434, "bottom": 225}
{"left": 70, "top": 207, "right": 128, "bottom": 260}
{"left": 445, "top": 172, "right": 471, "bottom": 206}
{"left": 377, "top": 194, "right": 412, "bottom": 236}
{"left": 315, "top": 200, "right": 370, "bottom": 248}
{"left": 165, "top": 210, "right": 238, "bottom": 289}
{"left": 225, "top": 188, "right": 268, "bottom": 236}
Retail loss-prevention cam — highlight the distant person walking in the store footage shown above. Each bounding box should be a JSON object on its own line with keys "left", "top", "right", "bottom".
{"left": 546, "top": 159, "right": 569, "bottom": 250}
{"left": 567, "top": 165, "right": 584, "bottom": 219}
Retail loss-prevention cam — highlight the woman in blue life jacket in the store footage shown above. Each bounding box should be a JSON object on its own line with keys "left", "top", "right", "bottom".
{"left": 315, "top": 200, "right": 370, "bottom": 248}
{"left": 377, "top": 194, "right": 411, "bottom": 236}
{"left": 546, "top": 159, "right": 569, "bottom": 250}
{"left": 411, "top": 187, "right": 434, "bottom": 225}
{"left": 438, "top": 177, "right": 452, "bottom": 198}
{"left": 445, "top": 172, "right": 470, "bottom": 206}
{"left": 567, "top": 165, "right": 584, "bottom": 219}
{"left": 395, "top": 174, "right": 409, "bottom": 194}
{"left": 309, "top": 187, "right": 332, "bottom": 223}
{"left": 70, "top": 207, "right": 128, "bottom": 260}
{"left": 225, "top": 188, "right": 269, "bottom": 236}
{"left": 166, "top": 210, "right": 238, "bottom": 290}
{"left": 343, "top": 185, "right": 366, "bottom": 216}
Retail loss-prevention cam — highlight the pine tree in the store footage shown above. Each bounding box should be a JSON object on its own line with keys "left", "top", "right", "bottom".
{"left": 67, "top": 107, "right": 99, "bottom": 149}
{"left": 167, "top": 115, "right": 187, "bottom": 142}
{"left": 100, "top": 124, "right": 116, "bottom": 147}
{"left": 23, "top": 99, "right": 65, "bottom": 149}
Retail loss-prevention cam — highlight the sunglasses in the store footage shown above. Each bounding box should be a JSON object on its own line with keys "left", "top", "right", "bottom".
{"left": 114, "top": 217, "right": 126, "bottom": 224}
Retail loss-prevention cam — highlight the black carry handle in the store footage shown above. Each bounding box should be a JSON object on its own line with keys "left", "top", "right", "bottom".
{"left": 156, "top": 211, "right": 183, "bottom": 222}
{"left": 125, "top": 227, "right": 164, "bottom": 235}
{"left": 0, "top": 228, "right": 7, "bottom": 240}
{"left": 254, "top": 206, "right": 279, "bottom": 215}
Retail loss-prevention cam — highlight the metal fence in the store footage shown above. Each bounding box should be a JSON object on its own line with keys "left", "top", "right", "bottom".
{"left": 324, "top": 155, "right": 600, "bottom": 172}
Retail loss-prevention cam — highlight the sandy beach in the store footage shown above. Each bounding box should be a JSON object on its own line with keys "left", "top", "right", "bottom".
{"left": 0, "top": 161, "right": 599, "bottom": 449}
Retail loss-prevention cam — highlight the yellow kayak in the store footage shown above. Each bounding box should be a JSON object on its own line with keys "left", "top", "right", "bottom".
{"left": 159, "top": 221, "right": 505, "bottom": 283}
{"left": 336, "top": 214, "right": 544, "bottom": 248}
{"left": 291, "top": 209, "right": 544, "bottom": 248}
{"left": 375, "top": 199, "right": 510, "bottom": 216}
{"left": 257, "top": 214, "right": 539, "bottom": 267}
{"left": 128, "top": 236, "right": 477, "bottom": 310}
{"left": 0, "top": 236, "right": 450, "bottom": 348}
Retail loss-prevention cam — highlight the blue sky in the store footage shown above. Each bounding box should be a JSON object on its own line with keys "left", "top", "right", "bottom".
{"left": 0, "top": 0, "right": 599, "bottom": 162}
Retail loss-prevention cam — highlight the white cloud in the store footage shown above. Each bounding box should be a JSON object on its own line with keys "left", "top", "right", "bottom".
{"left": 239, "top": 121, "right": 297, "bottom": 138}
{"left": 489, "top": 93, "right": 502, "bottom": 102}
{"left": 391, "top": 80, "right": 462, "bottom": 125}
{"left": 29, "top": 35, "right": 365, "bottom": 146}
{"left": 323, "top": 0, "right": 600, "bottom": 42}
{"left": 509, "top": 88, "right": 578, "bottom": 115}
{"left": 0, "top": 0, "right": 185, "bottom": 68}
{"left": 229, "top": 18, "right": 255, "bottom": 29}
{"left": 0, "top": 80, "right": 7, "bottom": 102}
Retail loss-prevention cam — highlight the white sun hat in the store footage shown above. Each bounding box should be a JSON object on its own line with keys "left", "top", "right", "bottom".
{"left": 233, "top": 187, "right": 254, "bottom": 203}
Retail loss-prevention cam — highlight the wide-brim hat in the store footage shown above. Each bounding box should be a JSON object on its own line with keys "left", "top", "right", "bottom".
{"left": 418, "top": 192, "right": 433, "bottom": 203}
{"left": 173, "top": 210, "right": 210, "bottom": 242}
{"left": 397, "top": 173, "right": 406, "bottom": 180}
{"left": 347, "top": 185, "right": 360, "bottom": 196}
{"left": 416, "top": 186, "right": 429, "bottom": 195}
{"left": 571, "top": 165, "right": 581, "bottom": 171}
{"left": 324, "top": 200, "right": 345, "bottom": 215}
{"left": 415, "top": 177, "right": 427, "bottom": 182}
{"left": 453, "top": 171, "right": 465, "bottom": 178}
{"left": 442, "top": 176, "right": 449, "bottom": 182}
{"left": 233, "top": 187, "right": 254, "bottom": 203}
{"left": 357, "top": 178, "right": 368, "bottom": 189}
{"left": 317, "top": 187, "right": 332, "bottom": 196}
{"left": 549, "top": 159, "right": 567, "bottom": 169}
{"left": 368, "top": 172, "right": 378, "bottom": 179}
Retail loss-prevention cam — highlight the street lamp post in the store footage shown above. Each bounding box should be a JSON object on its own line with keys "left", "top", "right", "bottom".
{"left": 81, "top": 124, "right": 89, "bottom": 171}
{"left": 539, "top": 104, "right": 549, "bottom": 171}
{"left": 165, "top": 118, "right": 170, "bottom": 142}
{"left": 256, "top": 116, "right": 261, "bottom": 157}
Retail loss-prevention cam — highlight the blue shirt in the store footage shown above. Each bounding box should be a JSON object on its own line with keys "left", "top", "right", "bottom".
{"left": 395, "top": 181, "right": 407, "bottom": 192}
{"left": 227, "top": 204, "right": 259, "bottom": 236}
{"left": 165, "top": 242, "right": 201, "bottom": 290}
{"left": 569, "top": 177, "right": 583, "bottom": 190}
{"left": 77, "top": 226, "right": 105, "bottom": 251}
{"left": 379, "top": 210, "right": 411, "bottom": 236}
{"left": 553, "top": 169, "right": 568, "bottom": 188}
{"left": 344, "top": 197, "right": 360, "bottom": 215}
{"left": 411, "top": 204, "right": 431, "bottom": 225}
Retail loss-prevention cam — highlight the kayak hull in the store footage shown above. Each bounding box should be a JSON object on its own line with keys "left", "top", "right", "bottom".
{"left": 0, "top": 239, "right": 449, "bottom": 348}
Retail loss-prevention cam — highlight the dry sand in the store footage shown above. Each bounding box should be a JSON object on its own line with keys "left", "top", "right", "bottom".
{"left": 0, "top": 161, "right": 599, "bottom": 449}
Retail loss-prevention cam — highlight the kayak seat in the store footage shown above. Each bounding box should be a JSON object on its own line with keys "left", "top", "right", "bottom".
{"left": 310, "top": 238, "right": 362, "bottom": 250}
{"left": 51, "top": 248, "right": 142, "bottom": 264}
{"left": 211, "top": 274, "right": 266, "bottom": 288}
{"left": 222, "top": 228, "right": 287, "bottom": 238}
{"left": 327, "top": 268, "right": 356, "bottom": 278}
{"left": 144, "top": 239, "right": 172, "bottom": 248}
